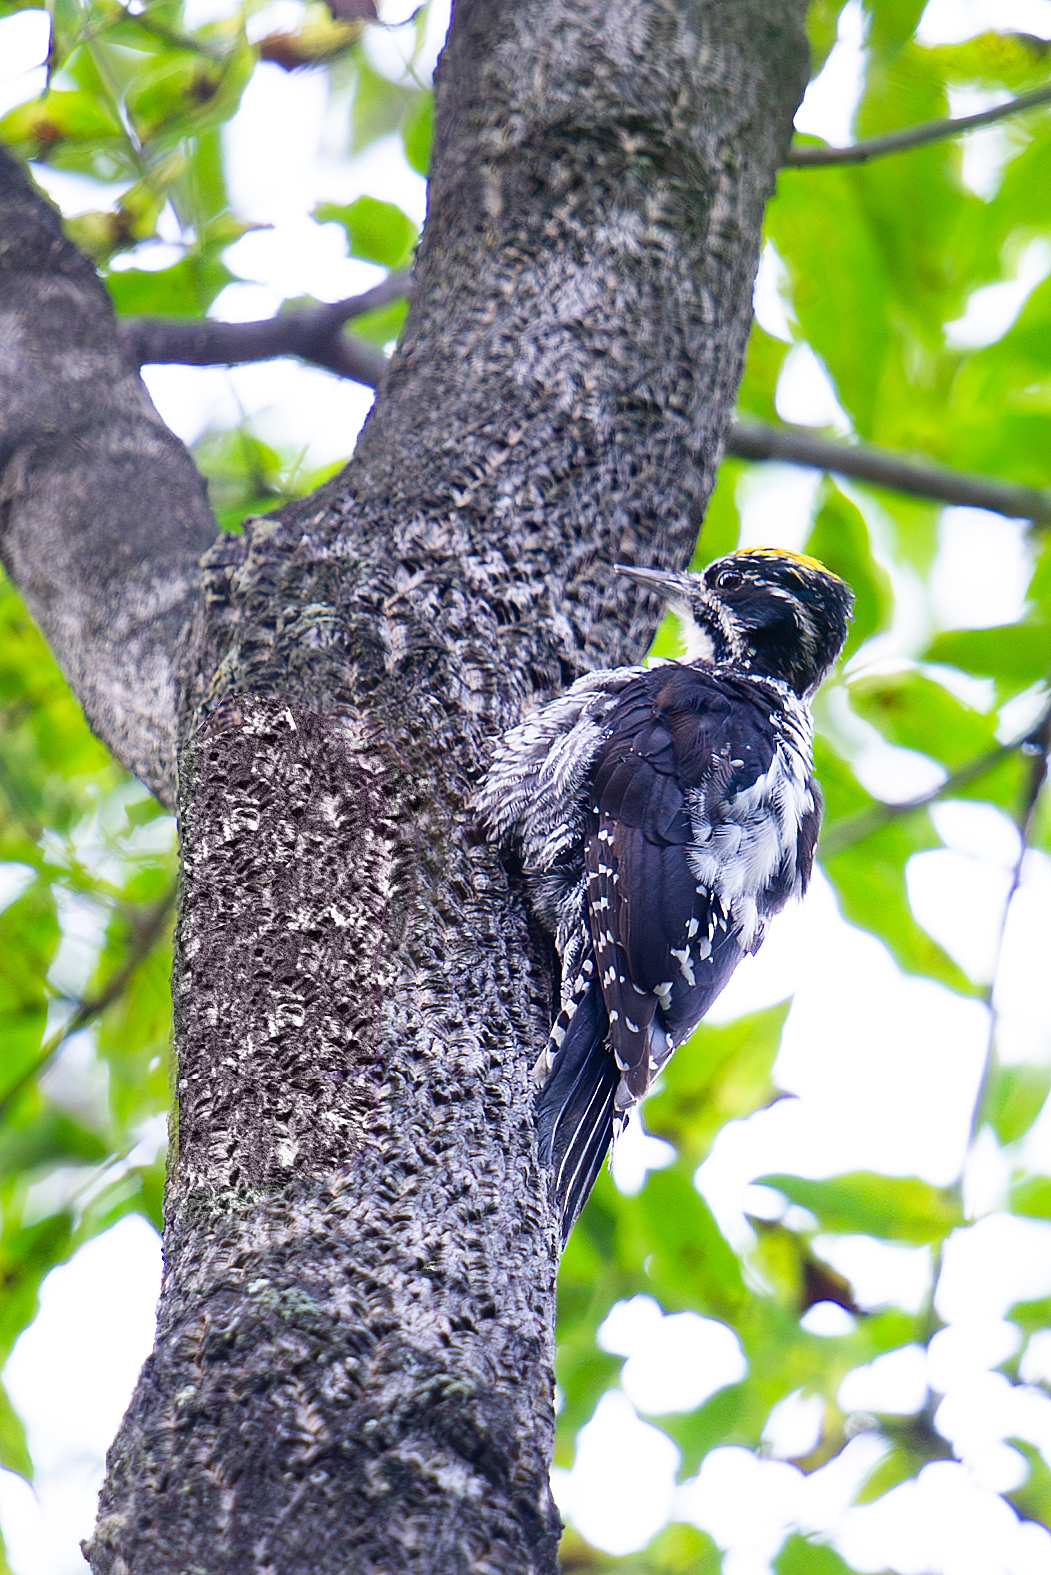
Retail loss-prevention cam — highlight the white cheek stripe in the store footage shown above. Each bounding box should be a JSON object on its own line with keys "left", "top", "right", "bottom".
{"left": 670, "top": 604, "right": 715, "bottom": 664}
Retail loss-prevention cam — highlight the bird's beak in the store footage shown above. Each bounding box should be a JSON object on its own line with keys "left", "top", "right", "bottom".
{"left": 614, "top": 564, "right": 694, "bottom": 602}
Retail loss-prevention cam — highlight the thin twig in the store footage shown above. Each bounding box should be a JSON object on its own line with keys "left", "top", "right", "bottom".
{"left": 119, "top": 272, "right": 410, "bottom": 385}
{"left": 967, "top": 697, "right": 1051, "bottom": 1147}
{"left": 785, "top": 80, "right": 1051, "bottom": 168}
{"left": 727, "top": 419, "right": 1051, "bottom": 525}
{"left": 819, "top": 711, "right": 1051, "bottom": 863}
{"left": 0, "top": 882, "right": 177, "bottom": 1124}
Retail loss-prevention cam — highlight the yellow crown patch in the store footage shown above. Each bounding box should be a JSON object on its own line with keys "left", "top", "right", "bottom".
{"left": 734, "top": 546, "right": 828, "bottom": 573}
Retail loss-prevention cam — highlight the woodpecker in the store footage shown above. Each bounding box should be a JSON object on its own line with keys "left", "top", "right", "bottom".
{"left": 475, "top": 547, "right": 853, "bottom": 1243}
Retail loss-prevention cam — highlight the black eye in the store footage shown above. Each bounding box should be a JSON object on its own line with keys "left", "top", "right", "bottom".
{"left": 715, "top": 569, "right": 743, "bottom": 591}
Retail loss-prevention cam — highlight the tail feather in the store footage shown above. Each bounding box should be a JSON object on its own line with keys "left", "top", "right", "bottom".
{"left": 536, "top": 972, "right": 618, "bottom": 1244}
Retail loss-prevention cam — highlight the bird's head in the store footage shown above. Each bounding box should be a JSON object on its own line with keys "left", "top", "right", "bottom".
{"left": 616, "top": 547, "right": 854, "bottom": 698}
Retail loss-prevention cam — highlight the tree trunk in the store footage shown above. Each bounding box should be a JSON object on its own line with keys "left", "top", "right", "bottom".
{"left": 1, "top": 1, "right": 810, "bottom": 1568}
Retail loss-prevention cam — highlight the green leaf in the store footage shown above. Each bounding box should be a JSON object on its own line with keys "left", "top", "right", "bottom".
{"left": 553, "top": 1343, "right": 624, "bottom": 1465}
{"left": 942, "top": 267, "right": 1051, "bottom": 489}
{"left": 64, "top": 177, "right": 170, "bottom": 264}
{"left": 0, "top": 881, "right": 59, "bottom": 1092}
{"left": 0, "top": 572, "right": 116, "bottom": 851}
{"left": 0, "top": 1108, "right": 109, "bottom": 1180}
{"left": 848, "top": 670, "right": 997, "bottom": 769}
{"left": 644, "top": 1003, "right": 790, "bottom": 1166}
{"left": 0, "top": 1380, "right": 31, "bottom": 1483}
{"left": 822, "top": 814, "right": 975, "bottom": 991}
{"left": 871, "top": 491, "right": 941, "bottom": 575}
{"left": 853, "top": 1443, "right": 921, "bottom": 1505}
{"left": 192, "top": 426, "right": 345, "bottom": 534}
{"left": 633, "top": 1163, "right": 747, "bottom": 1320}
{"left": 180, "top": 125, "right": 232, "bottom": 236}
{"left": 805, "top": 480, "right": 893, "bottom": 656}
{"left": 767, "top": 166, "right": 894, "bottom": 438}
{"left": 928, "top": 32, "right": 1051, "bottom": 93}
{"left": 0, "top": 1211, "right": 74, "bottom": 1364}
{"left": 646, "top": 1523, "right": 721, "bottom": 1574}
{"left": 747, "top": 1219, "right": 854, "bottom": 1316}
{"left": 124, "top": 795, "right": 168, "bottom": 831}
{"left": 0, "top": 87, "right": 125, "bottom": 161}
{"left": 557, "top": 1521, "right": 721, "bottom": 1574}
{"left": 1029, "top": 535, "right": 1051, "bottom": 623}
{"left": 348, "top": 296, "right": 408, "bottom": 348}
{"left": 657, "top": 1379, "right": 757, "bottom": 1474}
{"left": 864, "top": 2, "right": 929, "bottom": 53}
{"left": 106, "top": 254, "right": 234, "bottom": 317}
{"left": 986, "top": 1064, "right": 1051, "bottom": 1146}
{"left": 78, "top": 1161, "right": 165, "bottom": 1238}
{"left": 775, "top": 1534, "right": 855, "bottom": 1575}
{"left": 811, "top": 732, "right": 874, "bottom": 826}
{"left": 1011, "top": 1296, "right": 1051, "bottom": 1339}
{"left": 758, "top": 1173, "right": 963, "bottom": 1244}
{"left": 925, "top": 624, "right": 1051, "bottom": 698}
{"left": 736, "top": 323, "right": 793, "bottom": 425}
{"left": 693, "top": 458, "right": 744, "bottom": 568}
{"left": 314, "top": 194, "right": 417, "bottom": 269}
{"left": 350, "top": 57, "right": 416, "bottom": 153}
{"left": 1007, "top": 1440, "right": 1051, "bottom": 1530}
{"left": 125, "top": 40, "right": 256, "bottom": 152}
{"left": 805, "top": 1, "right": 852, "bottom": 76}
{"left": 1009, "top": 1174, "right": 1051, "bottom": 1220}
{"left": 402, "top": 90, "right": 433, "bottom": 177}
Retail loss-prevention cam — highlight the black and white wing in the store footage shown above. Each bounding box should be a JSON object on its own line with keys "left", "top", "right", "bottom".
{"left": 538, "top": 666, "right": 820, "bottom": 1237}
{"left": 474, "top": 666, "right": 643, "bottom": 964}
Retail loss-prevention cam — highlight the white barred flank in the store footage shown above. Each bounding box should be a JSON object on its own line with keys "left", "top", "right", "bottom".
{"left": 473, "top": 668, "right": 642, "bottom": 870}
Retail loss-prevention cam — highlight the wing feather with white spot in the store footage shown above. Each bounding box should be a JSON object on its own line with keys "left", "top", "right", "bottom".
{"left": 584, "top": 668, "right": 815, "bottom": 1110}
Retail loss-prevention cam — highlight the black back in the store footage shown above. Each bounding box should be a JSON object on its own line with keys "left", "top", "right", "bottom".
{"left": 537, "top": 664, "right": 820, "bottom": 1240}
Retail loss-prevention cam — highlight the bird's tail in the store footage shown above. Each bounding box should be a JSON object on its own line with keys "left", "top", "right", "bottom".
{"left": 536, "top": 968, "right": 618, "bottom": 1245}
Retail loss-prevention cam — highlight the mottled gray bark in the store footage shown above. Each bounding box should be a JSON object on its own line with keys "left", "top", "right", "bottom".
{"left": 3, "top": 2, "right": 810, "bottom": 1570}
{"left": 0, "top": 152, "right": 217, "bottom": 806}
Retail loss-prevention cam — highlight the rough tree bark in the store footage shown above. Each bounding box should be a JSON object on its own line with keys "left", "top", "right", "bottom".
{"left": 0, "top": 1, "right": 810, "bottom": 1569}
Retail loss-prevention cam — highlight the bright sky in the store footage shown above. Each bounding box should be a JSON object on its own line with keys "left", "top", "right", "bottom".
{"left": 2, "top": 1, "right": 1051, "bottom": 1571}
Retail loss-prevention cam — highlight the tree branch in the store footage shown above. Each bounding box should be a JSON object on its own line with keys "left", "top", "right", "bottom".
{"left": 819, "top": 703, "right": 1051, "bottom": 859}
{"left": 0, "top": 880, "right": 177, "bottom": 1124}
{"left": 119, "top": 272, "right": 409, "bottom": 386}
{"left": 969, "top": 695, "right": 1050, "bottom": 1140}
{"left": 727, "top": 417, "right": 1051, "bottom": 524}
{"left": 120, "top": 285, "right": 1051, "bottom": 525}
{"left": 0, "top": 150, "right": 219, "bottom": 808}
{"left": 785, "top": 80, "right": 1051, "bottom": 168}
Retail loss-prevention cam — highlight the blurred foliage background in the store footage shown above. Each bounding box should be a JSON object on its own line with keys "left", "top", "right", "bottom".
{"left": 2, "top": 0, "right": 1051, "bottom": 1571}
